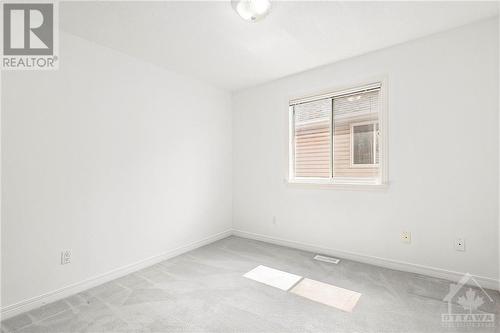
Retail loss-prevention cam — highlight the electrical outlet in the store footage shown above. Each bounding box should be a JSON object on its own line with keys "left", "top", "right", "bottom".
{"left": 272, "top": 216, "right": 277, "bottom": 226}
{"left": 61, "top": 250, "right": 71, "bottom": 265}
{"left": 455, "top": 238, "right": 465, "bottom": 251}
{"left": 401, "top": 231, "right": 411, "bottom": 244}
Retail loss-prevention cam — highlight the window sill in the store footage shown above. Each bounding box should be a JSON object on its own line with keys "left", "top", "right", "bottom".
{"left": 286, "top": 178, "right": 388, "bottom": 191}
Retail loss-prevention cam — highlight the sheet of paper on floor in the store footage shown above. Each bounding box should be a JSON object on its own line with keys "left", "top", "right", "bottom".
{"left": 290, "top": 278, "right": 361, "bottom": 312}
{"left": 243, "top": 265, "right": 303, "bottom": 291}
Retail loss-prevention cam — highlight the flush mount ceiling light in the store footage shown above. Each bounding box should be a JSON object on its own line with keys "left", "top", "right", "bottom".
{"left": 231, "top": 0, "right": 272, "bottom": 22}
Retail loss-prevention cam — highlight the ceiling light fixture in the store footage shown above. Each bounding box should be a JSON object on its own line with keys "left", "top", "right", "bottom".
{"left": 231, "top": 0, "right": 272, "bottom": 23}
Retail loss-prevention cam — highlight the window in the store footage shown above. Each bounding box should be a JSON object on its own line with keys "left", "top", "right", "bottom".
{"left": 351, "top": 121, "right": 379, "bottom": 167}
{"left": 289, "top": 83, "right": 386, "bottom": 186}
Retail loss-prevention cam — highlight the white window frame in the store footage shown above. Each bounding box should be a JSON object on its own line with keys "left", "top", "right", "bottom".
{"left": 287, "top": 80, "right": 388, "bottom": 189}
{"left": 350, "top": 120, "right": 379, "bottom": 168}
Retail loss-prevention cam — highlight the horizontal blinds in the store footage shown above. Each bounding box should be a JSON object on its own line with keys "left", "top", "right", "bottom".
{"left": 290, "top": 83, "right": 380, "bottom": 106}
{"left": 293, "top": 99, "right": 331, "bottom": 178}
{"left": 333, "top": 89, "right": 379, "bottom": 117}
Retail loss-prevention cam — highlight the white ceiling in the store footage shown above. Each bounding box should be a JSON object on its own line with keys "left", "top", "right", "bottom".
{"left": 60, "top": 1, "right": 498, "bottom": 91}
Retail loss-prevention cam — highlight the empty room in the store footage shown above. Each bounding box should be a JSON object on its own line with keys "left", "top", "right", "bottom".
{"left": 1, "top": 1, "right": 499, "bottom": 332}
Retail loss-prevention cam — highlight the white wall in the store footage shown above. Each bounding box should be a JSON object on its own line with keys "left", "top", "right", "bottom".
{"left": 1, "top": 31, "right": 232, "bottom": 308}
{"left": 498, "top": 18, "right": 500, "bottom": 291}
{"left": 233, "top": 19, "right": 499, "bottom": 284}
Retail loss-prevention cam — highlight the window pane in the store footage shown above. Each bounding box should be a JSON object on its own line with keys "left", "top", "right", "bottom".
{"left": 293, "top": 99, "right": 331, "bottom": 178}
{"left": 332, "top": 89, "right": 380, "bottom": 179}
{"left": 290, "top": 85, "right": 382, "bottom": 183}
{"left": 352, "top": 124, "right": 375, "bottom": 165}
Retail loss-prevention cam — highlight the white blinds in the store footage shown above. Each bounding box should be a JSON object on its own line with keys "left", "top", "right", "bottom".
{"left": 293, "top": 99, "right": 331, "bottom": 178}
{"left": 333, "top": 90, "right": 379, "bottom": 118}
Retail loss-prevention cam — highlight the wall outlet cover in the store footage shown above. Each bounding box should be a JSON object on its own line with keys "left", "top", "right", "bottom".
{"left": 401, "top": 231, "right": 411, "bottom": 244}
{"left": 61, "top": 250, "right": 71, "bottom": 265}
{"left": 455, "top": 238, "right": 465, "bottom": 251}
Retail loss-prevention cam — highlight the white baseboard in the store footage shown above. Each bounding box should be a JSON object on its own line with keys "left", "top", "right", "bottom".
{"left": 3, "top": 227, "right": 497, "bottom": 321}
{"left": 1, "top": 229, "right": 232, "bottom": 320}
{"left": 232, "top": 229, "right": 500, "bottom": 291}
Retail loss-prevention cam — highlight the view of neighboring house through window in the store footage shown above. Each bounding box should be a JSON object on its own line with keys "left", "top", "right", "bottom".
{"left": 292, "top": 98, "right": 332, "bottom": 178}
{"left": 351, "top": 121, "right": 379, "bottom": 166}
{"left": 289, "top": 83, "right": 384, "bottom": 185}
